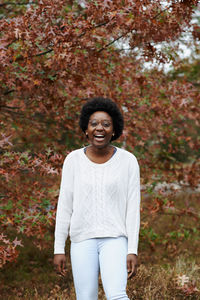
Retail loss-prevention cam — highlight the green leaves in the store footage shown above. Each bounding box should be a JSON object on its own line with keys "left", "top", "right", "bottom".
{"left": 0, "top": 200, "right": 13, "bottom": 211}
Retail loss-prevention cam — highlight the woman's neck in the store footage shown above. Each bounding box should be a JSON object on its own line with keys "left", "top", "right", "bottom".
{"left": 88, "top": 144, "right": 113, "bottom": 156}
{"left": 85, "top": 145, "right": 115, "bottom": 164}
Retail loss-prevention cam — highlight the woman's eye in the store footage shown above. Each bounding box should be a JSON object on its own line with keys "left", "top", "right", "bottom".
{"left": 89, "top": 120, "right": 111, "bottom": 127}
{"left": 90, "top": 121, "right": 98, "bottom": 127}
{"left": 102, "top": 122, "right": 110, "bottom": 127}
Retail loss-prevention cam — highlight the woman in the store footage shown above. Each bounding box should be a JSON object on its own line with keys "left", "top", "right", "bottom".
{"left": 54, "top": 97, "right": 140, "bottom": 300}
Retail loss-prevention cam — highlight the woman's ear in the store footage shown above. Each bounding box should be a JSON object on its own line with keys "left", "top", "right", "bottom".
{"left": 85, "top": 131, "right": 88, "bottom": 137}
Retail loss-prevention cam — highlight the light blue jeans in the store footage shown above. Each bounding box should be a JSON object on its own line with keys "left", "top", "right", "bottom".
{"left": 70, "top": 236, "right": 129, "bottom": 300}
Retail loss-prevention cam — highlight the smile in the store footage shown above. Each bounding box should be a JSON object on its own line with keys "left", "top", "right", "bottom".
{"left": 94, "top": 135, "right": 105, "bottom": 141}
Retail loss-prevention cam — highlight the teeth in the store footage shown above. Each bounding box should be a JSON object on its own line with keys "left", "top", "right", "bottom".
{"left": 95, "top": 135, "right": 104, "bottom": 137}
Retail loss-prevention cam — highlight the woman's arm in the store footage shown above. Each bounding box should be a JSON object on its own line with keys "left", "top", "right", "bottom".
{"left": 54, "top": 155, "right": 74, "bottom": 255}
{"left": 125, "top": 157, "right": 140, "bottom": 278}
{"left": 126, "top": 156, "right": 141, "bottom": 255}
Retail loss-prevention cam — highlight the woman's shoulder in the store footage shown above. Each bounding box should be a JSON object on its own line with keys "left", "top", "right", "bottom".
{"left": 63, "top": 148, "right": 84, "bottom": 163}
{"left": 116, "top": 147, "right": 139, "bottom": 164}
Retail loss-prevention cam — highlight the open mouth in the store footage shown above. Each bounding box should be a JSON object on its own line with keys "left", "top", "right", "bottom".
{"left": 94, "top": 135, "right": 105, "bottom": 141}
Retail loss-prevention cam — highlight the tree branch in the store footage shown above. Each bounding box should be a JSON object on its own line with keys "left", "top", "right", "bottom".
{"left": 97, "top": 5, "right": 173, "bottom": 53}
{"left": 0, "top": 105, "right": 21, "bottom": 109}
{"left": 152, "top": 5, "right": 172, "bottom": 20}
{"left": 98, "top": 32, "right": 129, "bottom": 53}
{"left": 3, "top": 89, "right": 15, "bottom": 95}
{"left": 35, "top": 49, "right": 53, "bottom": 57}
{"left": 0, "top": 2, "right": 36, "bottom": 7}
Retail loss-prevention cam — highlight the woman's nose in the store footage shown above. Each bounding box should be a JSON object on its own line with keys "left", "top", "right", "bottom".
{"left": 96, "top": 123, "right": 103, "bottom": 130}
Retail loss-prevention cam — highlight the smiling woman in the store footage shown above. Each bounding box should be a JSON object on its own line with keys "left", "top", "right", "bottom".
{"left": 54, "top": 97, "right": 141, "bottom": 300}
{"left": 85, "top": 111, "right": 115, "bottom": 163}
{"left": 87, "top": 111, "right": 114, "bottom": 147}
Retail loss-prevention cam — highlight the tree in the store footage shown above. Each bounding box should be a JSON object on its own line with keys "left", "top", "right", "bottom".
{"left": 0, "top": 0, "right": 199, "bottom": 266}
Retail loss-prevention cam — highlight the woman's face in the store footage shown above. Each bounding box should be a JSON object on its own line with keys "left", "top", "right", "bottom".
{"left": 86, "top": 111, "right": 114, "bottom": 149}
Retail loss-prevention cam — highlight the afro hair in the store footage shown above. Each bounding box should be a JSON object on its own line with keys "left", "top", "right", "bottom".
{"left": 79, "top": 97, "right": 124, "bottom": 141}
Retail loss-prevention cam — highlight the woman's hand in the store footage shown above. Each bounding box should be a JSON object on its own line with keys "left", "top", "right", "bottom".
{"left": 54, "top": 254, "right": 66, "bottom": 276}
{"left": 127, "top": 254, "right": 138, "bottom": 279}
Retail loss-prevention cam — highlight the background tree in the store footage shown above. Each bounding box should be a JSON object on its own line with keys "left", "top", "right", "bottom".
{"left": 0, "top": 0, "right": 199, "bottom": 267}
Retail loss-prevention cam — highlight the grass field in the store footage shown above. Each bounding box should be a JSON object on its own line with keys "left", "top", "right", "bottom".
{"left": 1, "top": 192, "right": 199, "bottom": 299}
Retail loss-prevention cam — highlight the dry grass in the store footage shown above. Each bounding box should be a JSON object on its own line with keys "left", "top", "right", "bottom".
{"left": 1, "top": 256, "right": 199, "bottom": 300}
{"left": 127, "top": 257, "right": 200, "bottom": 299}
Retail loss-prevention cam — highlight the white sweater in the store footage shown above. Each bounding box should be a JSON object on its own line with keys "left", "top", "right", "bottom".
{"left": 54, "top": 147, "right": 140, "bottom": 255}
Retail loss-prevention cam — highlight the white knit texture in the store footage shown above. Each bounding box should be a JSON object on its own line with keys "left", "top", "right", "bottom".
{"left": 54, "top": 147, "right": 140, "bottom": 255}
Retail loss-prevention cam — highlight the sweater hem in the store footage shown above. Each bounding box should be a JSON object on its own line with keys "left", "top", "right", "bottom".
{"left": 70, "top": 232, "right": 127, "bottom": 243}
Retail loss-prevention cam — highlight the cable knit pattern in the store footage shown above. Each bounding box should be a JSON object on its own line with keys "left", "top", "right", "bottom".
{"left": 54, "top": 147, "right": 140, "bottom": 255}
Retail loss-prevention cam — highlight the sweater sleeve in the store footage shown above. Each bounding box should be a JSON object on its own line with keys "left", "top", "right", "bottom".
{"left": 54, "top": 154, "right": 74, "bottom": 254}
{"left": 126, "top": 156, "right": 141, "bottom": 255}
